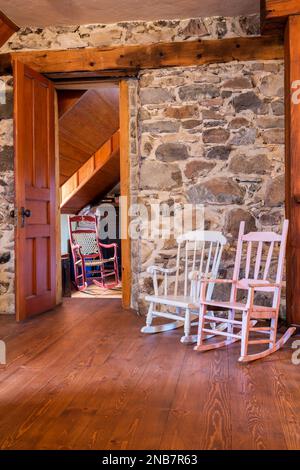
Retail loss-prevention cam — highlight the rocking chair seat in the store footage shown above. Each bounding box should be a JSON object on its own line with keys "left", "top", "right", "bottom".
{"left": 202, "top": 299, "right": 276, "bottom": 317}
{"left": 145, "top": 294, "right": 198, "bottom": 309}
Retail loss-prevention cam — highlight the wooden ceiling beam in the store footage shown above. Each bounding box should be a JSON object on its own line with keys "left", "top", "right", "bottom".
{"left": 0, "top": 35, "right": 284, "bottom": 74}
{"left": 261, "top": 0, "right": 300, "bottom": 33}
{"left": 0, "top": 10, "right": 19, "bottom": 48}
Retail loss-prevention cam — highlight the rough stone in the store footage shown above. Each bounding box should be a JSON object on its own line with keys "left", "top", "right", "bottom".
{"left": 142, "top": 121, "right": 180, "bottom": 133}
{"left": 202, "top": 110, "right": 224, "bottom": 120}
{"left": 228, "top": 117, "right": 250, "bottom": 129}
{"left": 0, "top": 119, "right": 13, "bottom": 147}
{"left": 140, "top": 160, "right": 182, "bottom": 190}
{"left": 0, "top": 89, "right": 13, "bottom": 120}
{"left": 182, "top": 119, "right": 201, "bottom": 129}
{"left": 203, "top": 120, "right": 226, "bottom": 128}
{"left": 184, "top": 160, "right": 215, "bottom": 179}
{"left": 224, "top": 208, "right": 256, "bottom": 237}
{"left": 0, "top": 146, "right": 14, "bottom": 171}
{"left": 232, "top": 91, "right": 263, "bottom": 113}
{"left": 202, "top": 128, "right": 230, "bottom": 144}
{"left": 259, "top": 209, "right": 283, "bottom": 226}
{"left": 261, "top": 128, "right": 284, "bottom": 144}
{"left": 179, "top": 18, "right": 208, "bottom": 38}
{"left": 257, "top": 116, "right": 284, "bottom": 129}
{"left": 188, "top": 177, "right": 244, "bottom": 205}
{"left": 164, "top": 105, "right": 199, "bottom": 119}
{"left": 0, "top": 252, "right": 11, "bottom": 264}
{"left": 259, "top": 75, "right": 284, "bottom": 98}
{"left": 264, "top": 175, "right": 285, "bottom": 207}
{"left": 205, "top": 146, "right": 231, "bottom": 160}
{"left": 222, "top": 77, "right": 252, "bottom": 89}
{"left": 2, "top": 15, "right": 261, "bottom": 54}
{"left": 178, "top": 84, "right": 219, "bottom": 101}
{"left": 271, "top": 100, "right": 284, "bottom": 116}
{"left": 238, "top": 15, "right": 261, "bottom": 36}
{"left": 215, "top": 18, "right": 227, "bottom": 38}
{"left": 229, "top": 154, "right": 271, "bottom": 174}
{"left": 229, "top": 128, "right": 256, "bottom": 145}
{"left": 140, "top": 88, "right": 174, "bottom": 105}
{"left": 156, "top": 143, "right": 189, "bottom": 162}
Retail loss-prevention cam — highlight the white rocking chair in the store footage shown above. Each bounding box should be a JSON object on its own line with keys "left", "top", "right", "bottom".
{"left": 141, "top": 230, "right": 227, "bottom": 343}
{"left": 195, "top": 220, "right": 296, "bottom": 362}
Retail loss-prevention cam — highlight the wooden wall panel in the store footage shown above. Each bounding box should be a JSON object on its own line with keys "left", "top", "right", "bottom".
{"left": 0, "top": 11, "right": 19, "bottom": 48}
{"left": 57, "top": 89, "right": 85, "bottom": 117}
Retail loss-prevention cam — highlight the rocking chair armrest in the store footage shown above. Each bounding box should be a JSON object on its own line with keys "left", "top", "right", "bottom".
{"left": 248, "top": 282, "right": 281, "bottom": 289}
{"left": 71, "top": 243, "right": 83, "bottom": 255}
{"left": 189, "top": 271, "right": 235, "bottom": 284}
{"left": 98, "top": 241, "right": 118, "bottom": 249}
{"left": 147, "top": 265, "right": 178, "bottom": 275}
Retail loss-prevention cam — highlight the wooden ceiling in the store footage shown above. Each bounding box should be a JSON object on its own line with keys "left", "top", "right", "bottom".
{"left": 0, "top": 1, "right": 259, "bottom": 27}
{"left": 58, "top": 87, "right": 119, "bottom": 185}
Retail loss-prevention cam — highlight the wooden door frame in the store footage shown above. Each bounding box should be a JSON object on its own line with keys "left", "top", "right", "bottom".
{"left": 53, "top": 78, "right": 132, "bottom": 310}
{"left": 119, "top": 80, "right": 132, "bottom": 309}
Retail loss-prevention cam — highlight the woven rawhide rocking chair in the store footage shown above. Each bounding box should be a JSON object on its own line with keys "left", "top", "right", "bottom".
{"left": 69, "top": 215, "right": 119, "bottom": 291}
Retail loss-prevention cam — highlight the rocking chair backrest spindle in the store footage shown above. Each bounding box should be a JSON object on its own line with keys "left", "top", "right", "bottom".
{"left": 230, "top": 220, "right": 289, "bottom": 306}
{"left": 174, "top": 230, "right": 227, "bottom": 301}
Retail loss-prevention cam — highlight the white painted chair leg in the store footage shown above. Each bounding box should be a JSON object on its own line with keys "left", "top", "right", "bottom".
{"left": 240, "top": 310, "right": 250, "bottom": 359}
{"left": 141, "top": 304, "right": 185, "bottom": 334}
{"left": 194, "top": 304, "right": 207, "bottom": 350}
{"left": 140, "top": 302, "right": 154, "bottom": 333}
{"left": 180, "top": 308, "right": 193, "bottom": 343}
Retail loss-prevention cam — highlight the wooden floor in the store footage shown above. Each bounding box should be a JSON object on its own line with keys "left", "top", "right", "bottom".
{"left": 0, "top": 298, "right": 299, "bottom": 450}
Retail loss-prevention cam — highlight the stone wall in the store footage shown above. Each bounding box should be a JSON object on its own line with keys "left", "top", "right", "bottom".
{"left": 136, "top": 61, "right": 285, "bottom": 314}
{"left": 1, "top": 15, "right": 260, "bottom": 52}
{"left": 0, "top": 75, "right": 15, "bottom": 314}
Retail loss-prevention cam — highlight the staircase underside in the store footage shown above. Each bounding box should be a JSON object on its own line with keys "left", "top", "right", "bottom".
{"left": 60, "top": 131, "right": 120, "bottom": 214}
{"left": 59, "top": 86, "right": 119, "bottom": 186}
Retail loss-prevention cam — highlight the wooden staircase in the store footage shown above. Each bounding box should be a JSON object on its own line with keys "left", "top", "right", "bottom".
{"left": 60, "top": 130, "right": 120, "bottom": 214}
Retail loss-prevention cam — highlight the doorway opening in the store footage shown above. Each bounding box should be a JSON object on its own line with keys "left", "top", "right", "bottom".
{"left": 57, "top": 82, "right": 123, "bottom": 301}
{"left": 13, "top": 59, "right": 132, "bottom": 321}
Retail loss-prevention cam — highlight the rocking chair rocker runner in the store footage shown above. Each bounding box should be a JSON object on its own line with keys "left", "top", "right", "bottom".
{"left": 195, "top": 220, "right": 296, "bottom": 362}
{"left": 69, "top": 215, "right": 119, "bottom": 291}
{"left": 142, "top": 230, "right": 227, "bottom": 343}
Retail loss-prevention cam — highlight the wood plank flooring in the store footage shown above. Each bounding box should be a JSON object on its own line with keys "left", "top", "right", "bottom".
{"left": 0, "top": 298, "right": 299, "bottom": 450}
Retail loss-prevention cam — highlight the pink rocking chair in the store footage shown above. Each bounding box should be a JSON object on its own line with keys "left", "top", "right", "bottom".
{"left": 194, "top": 220, "right": 296, "bottom": 362}
{"left": 69, "top": 215, "right": 119, "bottom": 291}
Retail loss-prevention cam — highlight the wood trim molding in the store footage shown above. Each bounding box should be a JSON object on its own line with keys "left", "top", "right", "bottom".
{"left": 0, "top": 10, "right": 19, "bottom": 48}
{"left": 119, "top": 81, "right": 131, "bottom": 310}
{"left": 0, "top": 35, "right": 284, "bottom": 75}
{"left": 261, "top": 0, "right": 300, "bottom": 33}
{"left": 284, "top": 15, "right": 300, "bottom": 326}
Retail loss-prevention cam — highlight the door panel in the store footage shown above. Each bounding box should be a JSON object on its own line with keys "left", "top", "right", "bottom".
{"left": 14, "top": 60, "right": 57, "bottom": 321}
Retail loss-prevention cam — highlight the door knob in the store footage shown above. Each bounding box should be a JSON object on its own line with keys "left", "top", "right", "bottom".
{"left": 21, "top": 207, "right": 31, "bottom": 227}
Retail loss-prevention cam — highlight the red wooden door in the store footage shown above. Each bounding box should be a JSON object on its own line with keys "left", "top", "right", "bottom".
{"left": 14, "top": 60, "right": 57, "bottom": 321}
